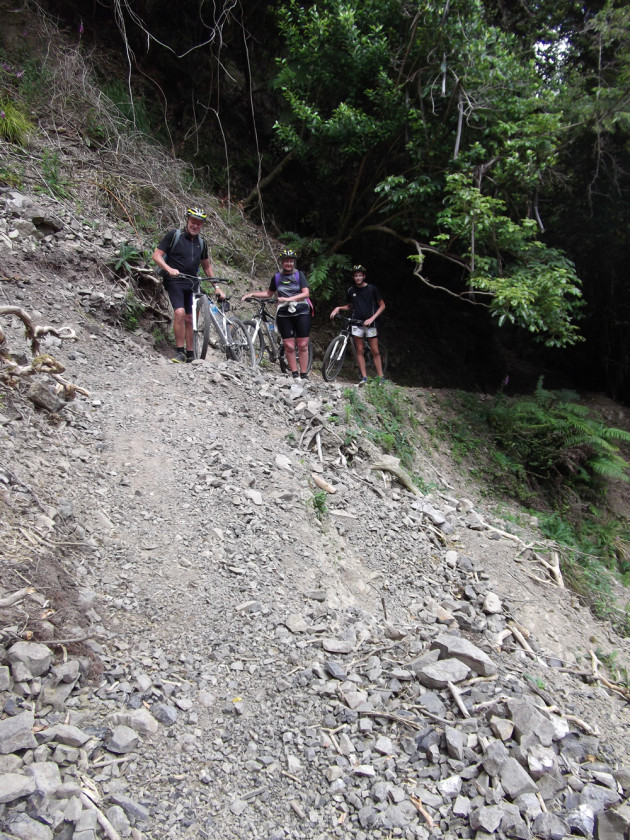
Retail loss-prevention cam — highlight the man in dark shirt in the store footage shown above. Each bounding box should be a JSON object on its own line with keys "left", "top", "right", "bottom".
{"left": 152, "top": 207, "right": 224, "bottom": 363}
{"left": 330, "top": 265, "right": 386, "bottom": 383}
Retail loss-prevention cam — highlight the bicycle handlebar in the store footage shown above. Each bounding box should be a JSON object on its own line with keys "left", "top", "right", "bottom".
{"left": 334, "top": 314, "right": 365, "bottom": 326}
{"left": 162, "top": 273, "right": 230, "bottom": 285}
{"left": 243, "top": 296, "right": 278, "bottom": 306}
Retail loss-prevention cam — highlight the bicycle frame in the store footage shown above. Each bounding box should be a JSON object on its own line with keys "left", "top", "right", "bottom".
{"left": 322, "top": 315, "right": 387, "bottom": 381}
{"left": 170, "top": 274, "right": 253, "bottom": 365}
{"left": 246, "top": 298, "right": 282, "bottom": 363}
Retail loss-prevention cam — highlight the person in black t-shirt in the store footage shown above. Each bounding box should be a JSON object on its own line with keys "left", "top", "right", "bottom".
{"left": 330, "top": 265, "right": 386, "bottom": 383}
{"left": 152, "top": 207, "right": 224, "bottom": 363}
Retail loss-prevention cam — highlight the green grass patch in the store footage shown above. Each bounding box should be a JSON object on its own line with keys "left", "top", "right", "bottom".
{"left": 0, "top": 99, "right": 33, "bottom": 145}
{"left": 343, "top": 379, "right": 418, "bottom": 469}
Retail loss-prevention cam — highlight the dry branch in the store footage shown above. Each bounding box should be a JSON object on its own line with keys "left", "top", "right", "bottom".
{"left": 0, "top": 588, "right": 36, "bottom": 609}
{"left": 371, "top": 460, "right": 422, "bottom": 497}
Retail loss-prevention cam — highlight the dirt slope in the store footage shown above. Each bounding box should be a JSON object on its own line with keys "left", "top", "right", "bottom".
{"left": 2, "top": 195, "right": 630, "bottom": 838}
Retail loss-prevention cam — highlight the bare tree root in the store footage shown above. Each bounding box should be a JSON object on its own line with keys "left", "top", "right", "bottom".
{"left": 0, "top": 306, "right": 77, "bottom": 355}
{"left": 0, "top": 305, "right": 88, "bottom": 397}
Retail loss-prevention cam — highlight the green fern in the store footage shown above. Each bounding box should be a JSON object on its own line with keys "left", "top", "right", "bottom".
{"left": 487, "top": 377, "right": 630, "bottom": 493}
{"left": 278, "top": 232, "right": 351, "bottom": 301}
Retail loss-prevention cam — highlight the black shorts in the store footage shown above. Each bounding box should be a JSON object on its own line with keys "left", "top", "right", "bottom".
{"left": 276, "top": 311, "right": 311, "bottom": 339}
{"left": 164, "top": 279, "right": 193, "bottom": 314}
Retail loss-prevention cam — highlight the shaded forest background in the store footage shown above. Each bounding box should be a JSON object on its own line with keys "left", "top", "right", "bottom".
{"left": 4, "top": 0, "right": 630, "bottom": 400}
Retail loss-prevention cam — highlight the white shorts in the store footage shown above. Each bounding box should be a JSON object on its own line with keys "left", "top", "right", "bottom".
{"left": 351, "top": 324, "right": 378, "bottom": 339}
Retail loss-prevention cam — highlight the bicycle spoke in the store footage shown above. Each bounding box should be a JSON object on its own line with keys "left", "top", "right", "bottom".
{"left": 193, "top": 295, "right": 210, "bottom": 360}
{"left": 322, "top": 335, "right": 347, "bottom": 381}
{"left": 227, "top": 317, "right": 256, "bottom": 368}
{"left": 244, "top": 319, "right": 265, "bottom": 365}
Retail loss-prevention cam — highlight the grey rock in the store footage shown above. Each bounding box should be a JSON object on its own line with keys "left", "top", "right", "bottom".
{"left": 506, "top": 698, "right": 555, "bottom": 747}
{"left": 490, "top": 715, "right": 514, "bottom": 741}
{"left": 105, "top": 804, "right": 132, "bottom": 837}
{"left": 409, "top": 650, "right": 441, "bottom": 675}
{"left": 110, "top": 793, "right": 150, "bottom": 823}
{"left": 596, "top": 805, "right": 630, "bottom": 840}
{"left": 358, "top": 803, "right": 378, "bottom": 829}
{"left": 580, "top": 782, "right": 621, "bottom": 811}
{"left": 0, "top": 711, "right": 37, "bottom": 755}
{"left": 470, "top": 805, "right": 504, "bottom": 833}
{"left": 566, "top": 803, "right": 596, "bottom": 837}
{"left": 0, "top": 772, "right": 37, "bottom": 803}
{"left": 151, "top": 703, "right": 178, "bottom": 725}
{"left": 109, "top": 708, "right": 158, "bottom": 735}
{"left": 0, "top": 667, "right": 11, "bottom": 691}
{"left": 416, "top": 691, "right": 447, "bottom": 717}
{"left": 285, "top": 613, "right": 308, "bottom": 633}
{"left": 482, "top": 740, "right": 509, "bottom": 776}
{"left": 378, "top": 800, "right": 417, "bottom": 829}
{"left": 499, "top": 757, "right": 538, "bottom": 798}
{"left": 7, "top": 643, "right": 53, "bottom": 678}
{"left": 41, "top": 724, "right": 90, "bottom": 748}
{"left": 27, "top": 381, "right": 65, "bottom": 413}
{"left": 416, "top": 657, "right": 470, "bottom": 688}
{"left": 431, "top": 633, "right": 497, "bottom": 676}
{"left": 322, "top": 638, "right": 354, "bottom": 654}
{"left": 24, "top": 761, "right": 61, "bottom": 794}
{"left": 453, "top": 795, "right": 471, "bottom": 817}
{"left": 325, "top": 661, "right": 347, "bottom": 680}
{"left": 445, "top": 727, "right": 464, "bottom": 760}
{"left": 4, "top": 813, "right": 53, "bottom": 840}
{"left": 527, "top": 744, "right": 557, "bottom": 779}
{"left": 438, "top": 774, "right": 462, "bottom": 798}
{"left": 105, "top": 725, "right": 140, "bottom": 754}
{"left": 531, "top": 812, "right": 569, "bottom": 840}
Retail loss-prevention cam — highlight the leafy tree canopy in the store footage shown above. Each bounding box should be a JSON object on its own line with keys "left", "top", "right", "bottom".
{"left": 272, "top": 0, "right": 583, "bottom": 346}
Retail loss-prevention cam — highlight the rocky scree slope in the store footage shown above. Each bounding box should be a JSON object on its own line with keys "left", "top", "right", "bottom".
{"left": 1, "top": 187, "right": 630, "bottom": 840}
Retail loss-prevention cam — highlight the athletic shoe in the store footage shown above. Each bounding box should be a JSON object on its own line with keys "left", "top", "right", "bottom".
{"left": 358, "top": 377, "right": 367, "bottom": 386}
{"left": 171, "top": 351, "right": 187, "bottom": 364}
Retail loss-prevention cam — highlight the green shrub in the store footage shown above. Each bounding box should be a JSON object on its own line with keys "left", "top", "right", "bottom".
{"left": 311, "top": 489, "right": 328, "bottom": 521}
{"left": 38, "top": 150, "right": 71, "bottom": 199}
{"left": 111, "top": 242, "right": 148, "bottom": 273}
{"left": 487, "top": 378, "right": 630, "bottom": 495}
{"left": 0, "top": 99, "right": 33, "bottom": 145}
{"left": 122, "top": 291, "right": 145, "bottom": 331}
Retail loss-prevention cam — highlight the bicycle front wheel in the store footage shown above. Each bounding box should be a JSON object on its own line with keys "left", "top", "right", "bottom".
{"left": 297, "top": 339, "right": 314, "bottom": 374}
{"left": 244, "top": 319, "right": 265, "bottom": 365}
{"left": 322, "top": 335, "right": 347, "bottom": 382}
{"left": 193, "top": 295, "right": 210, "bottom": 360}
{"left": 227, "top": 317, "right": 256, "bottom": 368}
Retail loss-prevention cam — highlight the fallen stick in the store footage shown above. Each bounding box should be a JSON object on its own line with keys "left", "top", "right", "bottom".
{"left": 0, "top": 587, "right": 35, "bottom": 608}
{"left": 316, "top": 431, "right": 323, "bottom": 463}
{"left": 448, "top": 680, "right": 471, "bottom": 718}
{"left": 79, "top": 792, "right": 121, "bottom": 840}
{"left": 371, "top": 461, "right": 422, "bottom": 497}
{"left": 564, "top": 714, "right": 600, "bottom": 736}
{"left": 312, "top": 474, "right": 336, "bottom": 494}
{"left": 410, "top": 796, "right": 434, "bottom": 828}
{"left": 359, "top": 709, "right": 425, "bottom": 731}
{"left": 508, "top": 623, "right": 536, "bottom": 658}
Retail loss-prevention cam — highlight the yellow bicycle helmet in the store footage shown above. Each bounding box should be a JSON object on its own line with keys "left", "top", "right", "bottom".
{"left": 186, "top": 207, "right": 207, "bottom": 221}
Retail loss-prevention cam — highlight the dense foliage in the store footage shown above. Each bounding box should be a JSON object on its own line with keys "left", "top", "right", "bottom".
{"left": 271, "top": 0, "right": 584, "bottom": 346}
{"left": 4, "top": 0, "right": 630, "bottom": 394}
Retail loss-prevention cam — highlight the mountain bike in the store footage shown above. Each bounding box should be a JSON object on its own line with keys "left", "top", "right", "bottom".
{"left": 322, "top": 315, "right": 388, "bottom": 382}
{"left": 174, "top": 275, "right": 256, "bottom": 367}
{"left": 243, "top": 296, "right": 313, "bottom": 374}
